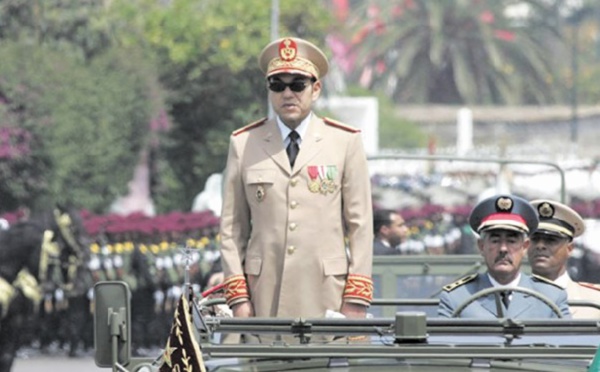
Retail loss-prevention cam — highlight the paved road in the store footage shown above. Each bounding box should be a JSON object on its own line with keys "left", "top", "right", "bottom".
{"left": 12, "top": 348, "right": 162, "bottom": 372}
{"left": 13, "top": 355, "right": 102, "bottom": 372}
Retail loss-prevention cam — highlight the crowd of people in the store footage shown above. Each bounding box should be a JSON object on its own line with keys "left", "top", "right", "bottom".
{"left": 0, "top": 209, "right": 224, "bottom": 356}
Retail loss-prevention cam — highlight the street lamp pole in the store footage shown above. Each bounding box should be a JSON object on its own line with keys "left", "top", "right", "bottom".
{"left": 570, "top": 19, "right": 579, "bottom": 148}
{"left": 271, "top": 0, "right": 279, "bottom": 41}
{"left": 268, "top": 0, "right": 279, "bottom": 119}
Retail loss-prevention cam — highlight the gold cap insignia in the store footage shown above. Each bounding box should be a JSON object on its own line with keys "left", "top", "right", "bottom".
{"left": 496, "top": 197, "right": 513, "bottom": 211}
{"left": 538, "top": 202, "right": 554, "bottom": 218}
{"left": 279, "top": 38, "right": 297, "bottom": 61}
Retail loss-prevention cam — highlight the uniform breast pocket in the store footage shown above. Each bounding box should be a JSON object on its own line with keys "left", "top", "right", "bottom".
{"left": 246, "top": 169, "right": 276, "bottom": 203}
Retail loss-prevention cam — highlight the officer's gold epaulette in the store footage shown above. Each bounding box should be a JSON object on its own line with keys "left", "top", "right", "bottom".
{"left": 443, "top": 273, "right": 478, "bottom": 292}
{"left": 531, "top": 274, "right": 563, "bottom": 289}
{"left": 323, "top": 117, "right": 360, "bottom": 133}
{"left": 232, "top": 117, "right": 267, "bottom": 136}
{"left": 579, "top": 282, "right": 600, "bottom": 291}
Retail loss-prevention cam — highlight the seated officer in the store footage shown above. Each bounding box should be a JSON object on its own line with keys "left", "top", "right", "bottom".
{"left": 528, "top": 199, "right": 600, "bottom": 318}
{"left": 438, "top": 195, "right": 570, "bottom": 319}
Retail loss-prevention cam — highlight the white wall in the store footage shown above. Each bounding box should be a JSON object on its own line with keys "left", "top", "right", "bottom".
{"left": 318, "top": 96, "right": 379, "bottom": 156}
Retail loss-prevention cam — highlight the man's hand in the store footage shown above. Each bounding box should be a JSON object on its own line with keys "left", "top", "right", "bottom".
{"left": 340, "top": 302, "right": 367, "bottom": 318}
{"left": 232, "top": 301, "right": 255, "bottom": 318}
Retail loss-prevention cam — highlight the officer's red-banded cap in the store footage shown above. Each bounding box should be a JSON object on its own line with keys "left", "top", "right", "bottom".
{"left": 478, "top": 213, "right": 528, "bottom": 233}
{"left": 469, "top": 195, "right": 538, "bottom": 235}
{"left": 258, "top": 37, "right": 329, "bottom": 79}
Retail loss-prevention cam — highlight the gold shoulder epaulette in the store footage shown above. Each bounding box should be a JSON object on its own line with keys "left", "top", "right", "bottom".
{"left": 531, "top": 274, "right": 562, "bottom": 289}
{"left": 323, "top": 117, "right": 360, "bottom": 133}
{"left": 232, "top": 117, "right": 267, "bottom": 136}
{"left": 443, "top": 273, "right": 478, "bottom": 292}
{"left": 579, "top": 282, "right": 600, "bottom": 291}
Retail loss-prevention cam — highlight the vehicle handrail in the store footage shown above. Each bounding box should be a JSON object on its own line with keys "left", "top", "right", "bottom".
{"left": 202, "top": 343, "right": 597, "bottom": 361}
{"left": 368, "top": 154, "right": 566, "bottom": 203}
{"left": 202, "top": 298, "right": 600, "bottom": 311}
{"left": 569, "top": 299, "right": 600, "bottom": 311}
{"left": 202, "top": 317, "right": 600, "bottom": 336}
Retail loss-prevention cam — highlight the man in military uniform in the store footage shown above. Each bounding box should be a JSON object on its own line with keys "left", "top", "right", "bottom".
{"left": 438, "top": 195, "right": 570, "bottom": 319}
{"left": 219, "top": 37, "right": 373, "bottom": 320}
{"left": 528, "top": 199, "right": 600, "bottom": 318}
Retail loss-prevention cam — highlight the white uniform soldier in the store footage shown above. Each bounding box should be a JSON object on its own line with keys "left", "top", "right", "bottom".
{"left": 528, "top": 199, "right": 600, "bottom": 319}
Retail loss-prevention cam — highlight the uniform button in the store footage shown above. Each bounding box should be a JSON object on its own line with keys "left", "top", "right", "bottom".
{"left": 289, "top": 223, "right": 297, "bottom": 231}
{"left": 291, "top": 178, "right": 298, "bottom": 186}
{"left": 290, "top": 201, "right": 298, "bottom": 209}
{"left": 287, "top": 245, "right": 295, "bottom": 254}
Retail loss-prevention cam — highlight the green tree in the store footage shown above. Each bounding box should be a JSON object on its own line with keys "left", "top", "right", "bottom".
{"left": 0, "top": 41, "right": 154, "bottom": 213}
{"left": 0, "top": 0, "right": 165, "bottom": 213}
{"left": 0, "top": 0, "right": 114, "bottom": 59}
{"left": 1, "top": 0, "right": 333, "bottom": 213}
{"left": 343, "top": 0, "right": 564, "bottom": 105}
{"left": 562, "top": 1, "right": 600, "bottom": 105}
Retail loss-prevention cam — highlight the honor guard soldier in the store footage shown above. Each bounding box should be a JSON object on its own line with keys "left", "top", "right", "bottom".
{"left": 528, "top": 199, "right": 600, "bottom": 318}
{"left": 438, "top": 195, "right": 571, "bottom": 319}
{"left": 219, "top": 37, "right": 374, "bottom": 321}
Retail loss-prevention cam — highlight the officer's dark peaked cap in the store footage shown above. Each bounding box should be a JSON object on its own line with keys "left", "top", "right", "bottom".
{"left": 469, "top": 194, "right": 538, "bottom": 235}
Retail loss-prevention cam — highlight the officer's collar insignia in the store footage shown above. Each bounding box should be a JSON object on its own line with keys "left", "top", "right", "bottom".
{"left": 538, "top": 202, "right": 554, "bottom": 219}
{"left": 279, "top": 38, "right": 297, "bottom": 61}
{"left": 443, "top": 273, "right": 478, "bottom": 292}
{"left": 496, "top": 197, "right": 513, "bottom": 211}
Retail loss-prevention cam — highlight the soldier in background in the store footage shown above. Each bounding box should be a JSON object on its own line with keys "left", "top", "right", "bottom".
{"left": 528, "top": 199, "right": 600, "bottom": 318}
{"left": 373, "top": 209, "right": 409, "bottom": 255}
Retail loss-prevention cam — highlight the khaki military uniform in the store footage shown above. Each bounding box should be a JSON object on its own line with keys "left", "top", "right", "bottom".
{"left": 220, "top": 115, "right": 373, "bottom": 318}
{"left": 564, "top": 275, "right": 600, "bottom": 319}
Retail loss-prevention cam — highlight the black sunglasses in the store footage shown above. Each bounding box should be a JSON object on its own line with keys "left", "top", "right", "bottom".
{"left": 268, "top": 80, "right": 313, "bottom": 93}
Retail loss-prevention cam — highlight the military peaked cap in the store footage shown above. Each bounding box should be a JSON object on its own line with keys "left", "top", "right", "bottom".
{"left": 469, "top": 194, "right": 538, "bottom": 234}
{"left": 530, "top": 199, "right": 585, "bottom": 239}
{"left": 258, "top": 37, "right": 329, "bottom": 79}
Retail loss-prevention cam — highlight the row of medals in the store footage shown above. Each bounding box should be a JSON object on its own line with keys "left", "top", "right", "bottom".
{"left": 256, "top": 178, "right": 337, "bottom": 201}
{"left": 309, "top": 179, "right": 336, "bottom": 194}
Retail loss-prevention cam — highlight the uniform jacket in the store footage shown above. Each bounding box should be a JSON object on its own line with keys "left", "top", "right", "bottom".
{"left": 438, "top": 273, "right": 571, "bottom": 319}
{"left": 373, "top": 239, "right": 398, "bottom": 255}
{"left": 564, "top": 275, "right": 600, "bottom": 319}
{"left": 219, "top": 115, "right": 373, "bottom": 318}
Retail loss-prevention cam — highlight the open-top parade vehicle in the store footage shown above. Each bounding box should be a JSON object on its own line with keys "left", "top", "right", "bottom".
{"left": 93, "top": 155, "right": 600, "bottom": 371}
{"left": 93, "top": 280, "right": 600, "bottom": 372}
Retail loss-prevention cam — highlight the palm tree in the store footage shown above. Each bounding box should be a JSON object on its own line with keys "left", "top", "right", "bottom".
{"left": 339, "top": 0, "right": 564, "bottom": 105}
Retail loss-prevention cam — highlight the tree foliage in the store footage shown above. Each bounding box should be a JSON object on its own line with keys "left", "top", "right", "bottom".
{"left": 0, "top": 0, "right": 333, "bottom": 213}
{"left": 342, "top": 0, "right": 565, "bottom": 105}
{"left": 0, "top": 0, "right": 114, "bottom": 59}
{"left": 0, "top": 41, "right": 154, "bottom": 213}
